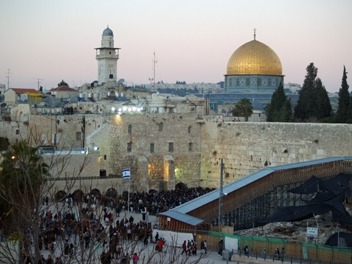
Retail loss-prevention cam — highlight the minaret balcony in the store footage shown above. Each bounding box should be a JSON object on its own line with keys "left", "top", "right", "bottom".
{"left": 96, "top": 54, "right": 119, "bottom": 60}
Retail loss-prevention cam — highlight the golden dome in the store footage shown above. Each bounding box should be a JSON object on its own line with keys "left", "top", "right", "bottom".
{"left": 226, "top": 40, "right": 282, "bottom": 76}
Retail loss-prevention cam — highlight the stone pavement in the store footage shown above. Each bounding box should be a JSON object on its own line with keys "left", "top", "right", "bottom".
{"left": 130, "top": 211, "right": 292, "bottom": 264}
{"left": 38, "top": 209, "right": 294, "bottom": 263}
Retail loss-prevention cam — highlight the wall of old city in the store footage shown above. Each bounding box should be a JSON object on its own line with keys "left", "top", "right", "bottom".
{"left": 95, "top": 113, "right": 202, "bottom": 192}
{"left": 199, "top": 117, "right": 352, "bottom": 188}
{"left": 2, "top": 114, "right": 352, "bottom": 195}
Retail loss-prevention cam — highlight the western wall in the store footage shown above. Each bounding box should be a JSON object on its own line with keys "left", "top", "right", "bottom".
{"left": 199, "top": 116, "right": 352, "bottom": 187}
{"left": 2, "top": 114, "right": 352, "bottom": 194}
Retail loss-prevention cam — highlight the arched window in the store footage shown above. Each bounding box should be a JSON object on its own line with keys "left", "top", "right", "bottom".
{"left": 188, "top": 126, "right": 192, "bottom": 133}
{"left": 128, "top": 124, "right": 132, "bottom": 134}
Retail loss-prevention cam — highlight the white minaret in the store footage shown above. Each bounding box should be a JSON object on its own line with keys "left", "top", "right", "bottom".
{"left": 95, "top": 26, "right": 120, "bottom": 84}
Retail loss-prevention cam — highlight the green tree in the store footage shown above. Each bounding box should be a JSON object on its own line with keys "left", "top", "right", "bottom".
{"left": 0, "top": 140, "right": 50, "bottom": 263}
{"left": 347, "top": 97, "right": 352, "bottom": 123}
{"left": 0, "top": 137, "right": 10, "bottom": 151}
{"left": 315, "top": 78, "right": 332, "bottom": 121}
{"left": 335, "top": 66, "right": 349, "bottom": 123}
{"left": 0, "top": 140, "right": 93, "bottom": 264}
{"left": 233, "top": 98, "right": 253, "bottom": 121}
{"left": 265, "top": 82, "right": 292, "bottom": 122}
{"left": 294, "top": 63, "right": 332, "bottom": 122}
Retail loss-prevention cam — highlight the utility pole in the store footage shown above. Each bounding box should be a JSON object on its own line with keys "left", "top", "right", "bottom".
{"left": 35, "top": 78, "right": 43, "bottom": 90}
{"left": 5, "top": 69, "right": 10, "bottom": 90}
{"left": 149, "top": 52, "right": 158, "bottom": 92}
{"left": 219, "top": 158, "right": 224, "bottom": 231}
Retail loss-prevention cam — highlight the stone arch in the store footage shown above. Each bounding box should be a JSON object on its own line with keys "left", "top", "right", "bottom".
{"left": 106, "top": 188, "right": 117, "bottom": 198}
{"left": 72, "top": 189, "right": 84, "bottom": 203}
{"left": 175, "top": 182, "right": 188, "bottom": 190}
{"left": 149, "top": 189, "right": 158, "bottom": 194}
{"left": 55, "top": 190, "right": 67, "bottom": 202}
{"left": 90, "top": 188, "right": 101, "bottom": 199}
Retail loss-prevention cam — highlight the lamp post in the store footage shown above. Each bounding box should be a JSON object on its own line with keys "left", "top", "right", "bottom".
{"left": 219, "top": 158, "right": 224, "bottom": 232}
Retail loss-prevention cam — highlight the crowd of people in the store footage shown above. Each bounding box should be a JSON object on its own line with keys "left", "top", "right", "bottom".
{"left": 20, "top": 186, "right": 213, "bottom": 264}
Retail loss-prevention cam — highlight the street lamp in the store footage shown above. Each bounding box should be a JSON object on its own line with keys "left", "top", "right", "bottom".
{"left": 219, "top": 159, "right": 224, "bottom": 231}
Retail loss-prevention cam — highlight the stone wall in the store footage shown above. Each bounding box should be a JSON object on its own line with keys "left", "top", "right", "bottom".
{"left": 2, "top": 114, "right": 352, "bottom": 194}
{"left": 200, "top": 119, "right": 352, "bottom": 188}
{"left": 100, "top": 113, "right": 202, "bottom": 191}
{"left": 27, "top": 114, "right": 106, "bottom": 149}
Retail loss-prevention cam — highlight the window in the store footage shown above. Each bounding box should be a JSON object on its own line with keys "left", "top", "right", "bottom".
{"left": 104, "top": 155, "right": 107, "bottom": 160}
{"left": 16, "top": 129, "right": 19, "bottom": 135}
{"left": 159, "top": 122, "right": 163, "bottom": 131}
{"left": 188, "top": 142, "right": 193, "bottom": 152}
{"left": 76, "top": 132, "right": 82, "bottom": 141}
{"left": 188, "top": 126, "right": 192, "bottom": 133}
{"left": 128, "top": 124, "right": 132, "bottom": 134}
{"left": 127, "top": 142, "right": 132, "bottom": 152}
{"left": 150, "top": 143, "right": 154, "bottom": 153}
{"left": 168, "top": 142, "right": 174, "bottom": 152}
{"left": 257, "top": 77, "right": 262, "bottom": 86}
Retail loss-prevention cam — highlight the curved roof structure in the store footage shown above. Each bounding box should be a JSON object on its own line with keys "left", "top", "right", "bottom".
{"left": 102, "top": 27, "right": 113, "bottom": 36}
{"left": 226, "top": 40, "right": 282, "bottom": 76}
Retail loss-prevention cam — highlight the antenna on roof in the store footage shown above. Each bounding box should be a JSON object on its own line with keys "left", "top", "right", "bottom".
{"left": 254, "top": 28, "right": 256, "bottom": 40}
{"left": 34, "top": 78, "right": 43, "bottom": 90}
{"left": 149, "top": 52, "right": 158, "bottom": 92}
{"left": 5, "top": 69, "right": 10, "bottom": 90}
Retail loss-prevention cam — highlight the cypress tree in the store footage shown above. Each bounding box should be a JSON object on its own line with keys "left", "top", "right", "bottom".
{"left": 347, "top": 97, "right": 352, "bottom": 123}
{"left": 335, "top": 66, "right": 349, "bottom": 123}
{"left": 315, "top": 78, "right": 332, "bottom": 120}
{"left": 294, "top": 63, "right": 317, "bottom": 121}
{"left": 294, "top": 63, "right": 332, "bottom": 122}
{"left": 265, "top": 82, "right": 292, "bottom": 122}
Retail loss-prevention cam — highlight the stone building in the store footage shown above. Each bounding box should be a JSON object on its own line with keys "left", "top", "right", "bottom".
{"left": 95, "top": 26, "right": 120, "bottom": 84}
{"left": 225, "top": 31, "right": 283, "bottom": 93}
{"left": 49, "top": 82, "right": 79, "bottom": 100}
{"left": 2, "top": 112, "right": 352, "bottom": 197}
{"left": 4, "top": 88, "right": 42, "bottom": 106}
{"left": 207, "top": 32, "right": 299, "bottom": 112}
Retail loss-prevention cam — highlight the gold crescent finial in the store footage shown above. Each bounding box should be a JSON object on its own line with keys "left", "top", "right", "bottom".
{"left": 254, "top": 28, "right": 256, "bottom": 40}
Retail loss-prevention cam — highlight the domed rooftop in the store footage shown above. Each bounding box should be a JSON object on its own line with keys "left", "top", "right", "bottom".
{"left": 102, "top": 27, "right": 114, "bottom": 36}
{"left": 226, "top": 39, "right": 282, "bottom": 76}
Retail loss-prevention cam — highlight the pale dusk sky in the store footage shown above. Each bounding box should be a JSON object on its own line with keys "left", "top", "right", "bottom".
{"left": 0, "top": 0, "right": 351, "bottom": 92}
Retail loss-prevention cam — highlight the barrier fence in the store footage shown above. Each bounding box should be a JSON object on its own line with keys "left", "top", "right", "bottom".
{"left": 194, "top": 231, "right": 352, "bottom": 264}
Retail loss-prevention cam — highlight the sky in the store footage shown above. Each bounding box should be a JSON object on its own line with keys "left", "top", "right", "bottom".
{"left": 0, "top": 0, "right": 351, "bottom": 93}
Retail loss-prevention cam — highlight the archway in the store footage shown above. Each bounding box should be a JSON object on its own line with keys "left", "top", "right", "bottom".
{"left": 149, "top": 189, "right": 158, "bottom": 194}
{"left": 106, "top": 188, "right": 117, "bottom": 198}
{"left": 90, "top": 188, "right": 101, "bottom": 199}
{"left": 72, "top": 189, "right": 84, "bottom": 203}
{"left": 175, "top": 182, "right": 188, "bottom": 190}
{"left": 55, "top": 190, "right": 67, "bottom": 202}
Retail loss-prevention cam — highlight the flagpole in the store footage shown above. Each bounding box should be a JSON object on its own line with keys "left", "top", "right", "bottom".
{"left": 127, "top": 177, "right": 130, "bottom": 213}
{"left": 122, "top": 167, "right": 131, "bottom": 213}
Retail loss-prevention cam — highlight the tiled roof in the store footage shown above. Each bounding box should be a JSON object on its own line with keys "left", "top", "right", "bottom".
{"left": 10, "top": 88, "right": 39, "bottom": 94}
{"left": 51, "top": 85, "right": 78, "bottom": 92}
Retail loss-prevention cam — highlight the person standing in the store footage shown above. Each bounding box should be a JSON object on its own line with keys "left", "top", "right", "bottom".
{"left": 262, "top": 248, "right": 267, "bottom": 260}
{"left": 203, "top": 240, "right": 208, "bottom": 254}
{"left": 218, "top": 238, "right": 224, "bottom": 255}
{"left": 132, "top": 252, "right": 139, "bottom": 264}
{"left": 181, "top": 240, "right": 187, "bottom": 255}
